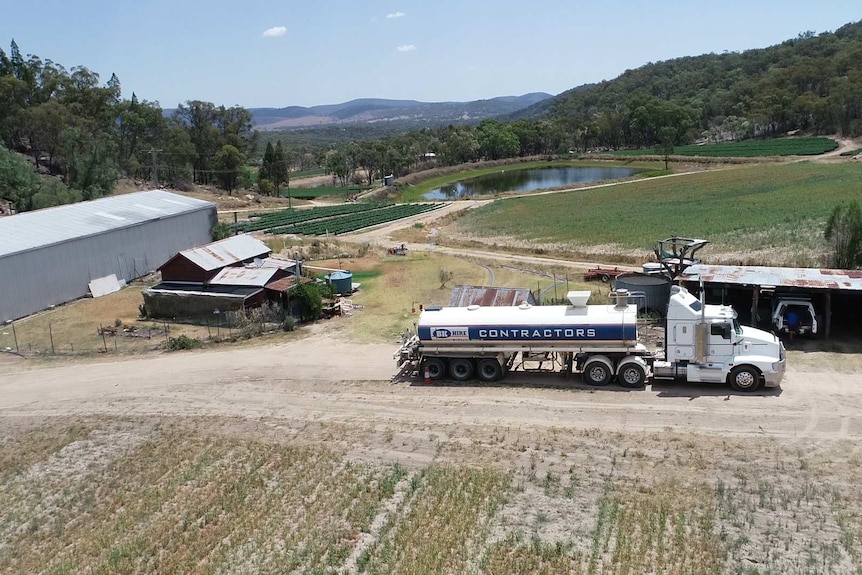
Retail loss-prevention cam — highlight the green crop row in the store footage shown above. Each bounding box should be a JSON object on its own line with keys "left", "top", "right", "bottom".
{"left": 610, "top": 137, "right": 838, "bottom": 157}
{"left": 268, "top": 203, "right": 443, "bottom": 236}
{"left": 236, "top": 202, "right": 391, "bottom": 233}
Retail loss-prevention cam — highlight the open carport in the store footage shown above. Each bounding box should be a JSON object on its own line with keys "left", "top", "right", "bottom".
{"left": 678, "top": 264, "right": 862, "bottom": 338}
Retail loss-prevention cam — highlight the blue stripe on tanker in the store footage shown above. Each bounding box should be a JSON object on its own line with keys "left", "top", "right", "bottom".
{"left": 418, "top": 324, "right": 637, "bottom": 342}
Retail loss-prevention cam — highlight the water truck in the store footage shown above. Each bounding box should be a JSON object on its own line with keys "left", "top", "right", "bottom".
{"left": 395, "top": 286, "right": 785, "bottom": 392}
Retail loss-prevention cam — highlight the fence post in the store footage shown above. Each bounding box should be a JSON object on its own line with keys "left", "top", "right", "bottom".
{"left": 6, "top": 321, "right": 18, "bottom": 353}
{"left": 49, "top": 323, "right": 55, "bottom": 354}
{"left": 100, "top": 324, "right": 108, "bottom": 352}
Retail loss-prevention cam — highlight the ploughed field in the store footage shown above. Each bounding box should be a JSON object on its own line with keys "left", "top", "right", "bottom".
{"left": 1, "top": 334, "right": 861, "bottom": 574}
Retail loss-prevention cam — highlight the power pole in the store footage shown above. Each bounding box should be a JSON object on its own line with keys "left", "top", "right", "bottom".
{"left": 149, "top": 149, "right": 162, "bottom": 188}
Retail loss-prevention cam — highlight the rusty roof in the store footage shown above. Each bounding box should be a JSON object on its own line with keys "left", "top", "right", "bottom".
{"left": 179, "top": 235, "right": 271, "bottom": 271}
{"left": 680, "top": 264, "right": 862, "bottom": 291}
{"left": 448, "top": 285, "right": 536, "bottom": 307}
{"left": 265, "top": 276, "right": 311, "bottom": 293}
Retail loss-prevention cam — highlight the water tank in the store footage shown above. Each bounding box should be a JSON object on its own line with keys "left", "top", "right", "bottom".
{"left": 325, "top": 271, "right": 353, "bottom": 295}
{"left": 614, "top": 273, "right": 671, "bottom": 317}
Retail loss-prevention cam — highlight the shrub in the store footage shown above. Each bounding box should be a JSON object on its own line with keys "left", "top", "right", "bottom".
{"left": 282, "top": 316, "right": 298, "bottom": 332}
{"left": 167, "top": 335, "right": 202, "bottom": 351}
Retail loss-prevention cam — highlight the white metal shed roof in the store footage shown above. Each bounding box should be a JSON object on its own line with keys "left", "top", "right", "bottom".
{"left": 209, "top": 266, "right": 281, "bottom": 287}
{"left": 177, "top": 235, "right": 271, "bottom": 271}
{"left": 0, "top": 190, "right": 215, "bottom": 258}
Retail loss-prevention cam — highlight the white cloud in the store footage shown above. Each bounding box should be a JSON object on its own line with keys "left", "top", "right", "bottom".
{"left": 396, "top": 44, "right": 416, "bottom": 52}
{"left": 386, "top": 11, "right": 405, "bottom": 19}
{"left": 262, "top": 26, "right": 287, "bottom": 38}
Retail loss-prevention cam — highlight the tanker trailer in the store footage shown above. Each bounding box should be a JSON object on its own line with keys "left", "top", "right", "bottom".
{"left": 395, "top": 286, "right": 785, "bottom": 392}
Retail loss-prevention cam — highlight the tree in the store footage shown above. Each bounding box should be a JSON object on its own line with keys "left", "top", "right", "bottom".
{"left": 477, "top": 120, "right": 520, "bottom": 160}
{"left": 59, "top": 126, "right": 118, "bottom": 199}
{"left": 31, "top": 177, "right": 81, "bottom": 210}
{"left": 28, "top": 100, "right": 69, "bottom": 170}
{"left": 655, "top": 126, "right": 675, "bottom": 169}
{"left": 438, "top": 268, "right": 455, "bottom": 289}
{"left": 214, "top": 144, "right": 245, "bottom": 194}
{"left": 0, "top": 143, "right": 39, "bottom": 211}
{"left": 259, "top": 141, "right": 275, "bottom": 192}
{"left": 211, "top": 221, "right": 233, "bottom": 241}
{"left": 272, "top": 140, "right": 287, "bottom": 192}
{"left": 825, "top": 201, "right": 862, "bottom": 269}
{"left": 293, "top": 282, "right": 323, "bottom": 322}
{"left": 325, "top": 148, "right": 350, "bottom": 187}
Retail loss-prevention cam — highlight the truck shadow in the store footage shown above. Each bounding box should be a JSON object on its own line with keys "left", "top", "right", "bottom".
{"left": 652, "top": 381, "right": 783, "bottom": 399}
{"left": 392, "top": 368, "right": 783, "bottom": 398}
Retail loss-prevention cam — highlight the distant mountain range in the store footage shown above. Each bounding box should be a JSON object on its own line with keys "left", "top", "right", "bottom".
{"left": 247, "top": 93, "right": 553, "bottom": 130}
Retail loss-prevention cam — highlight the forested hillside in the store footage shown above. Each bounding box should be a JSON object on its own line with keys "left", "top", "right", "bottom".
{"left": 2, "top": 19, "right": 861, "bottom": 214}
{"left": 517, "top": 20, "right": 862, "bottom": 149}
{"left": 0, "top": 40, "right": 258, "bottom": 212}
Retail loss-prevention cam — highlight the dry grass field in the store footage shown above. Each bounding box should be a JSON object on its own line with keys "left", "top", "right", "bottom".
{"left": 1, "top": 413, "right": 860, "bottom": 575}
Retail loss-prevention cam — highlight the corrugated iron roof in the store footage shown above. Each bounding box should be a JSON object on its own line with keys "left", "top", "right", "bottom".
{"left": 680, "top": 264, "right": 862, "bottom": 291}
{"left": 146, "top": 282, "right": 262, "bottom": 298}
{"left": 0, "top": 190, "right": 215, "bottom": 258}
{"left": 179, "top": 235, "right": 271, "bottom": 271}
{"left": 208, "top": 266, "right": 280, "bottom": 287}
{"left": 265, "top": 276, "right": 304, "bottom": 292}
{"left": 448, "top": 285, "right": 536, "bottom": 307}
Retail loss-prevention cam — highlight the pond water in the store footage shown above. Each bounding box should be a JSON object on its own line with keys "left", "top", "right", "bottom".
{"left": 422, "top": 166, "right": 641, "bottom": 200}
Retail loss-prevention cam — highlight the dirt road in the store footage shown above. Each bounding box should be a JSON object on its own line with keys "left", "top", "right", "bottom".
{"left": 1, "top": 331, "right": 858, "bottom": 445}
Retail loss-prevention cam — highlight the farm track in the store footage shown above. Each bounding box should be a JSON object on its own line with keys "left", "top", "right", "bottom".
{"left": 0, "top": 334, "right": 857, "bottom": 445}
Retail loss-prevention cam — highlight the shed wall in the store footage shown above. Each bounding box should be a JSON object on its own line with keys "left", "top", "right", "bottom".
{"left": 0, "top": 207, "right": 215, "bottom": 322}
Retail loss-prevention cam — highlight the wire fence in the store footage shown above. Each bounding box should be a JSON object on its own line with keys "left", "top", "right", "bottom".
{"left": 0, "top": 305, "right": 290, "bottom": 358}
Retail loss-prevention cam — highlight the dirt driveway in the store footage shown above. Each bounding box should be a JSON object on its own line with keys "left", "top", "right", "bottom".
{"left": 0, "top": 330, "right": 858, "bottom": 446}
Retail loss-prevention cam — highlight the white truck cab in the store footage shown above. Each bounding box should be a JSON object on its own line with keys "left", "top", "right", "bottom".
{"left": 654, "top": 286, "right": 786, "bottom": 390}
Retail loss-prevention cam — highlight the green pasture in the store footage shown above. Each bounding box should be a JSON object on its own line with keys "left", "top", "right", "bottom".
{"left": 290, "top": 167, "right": 327, "bottom": 179}
{"left": 399, "top": 160, "right": 664, "bottom": 202}
{"left": 609, "top": 137, "right": 838, "bottom": 157}
{"left": 455, "top": 162, "right": 862, "bottom": 256}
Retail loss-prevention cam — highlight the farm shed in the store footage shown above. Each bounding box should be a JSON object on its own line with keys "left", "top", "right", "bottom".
{"left": 142, "top": 284, "right": 264, "bottom": 318}
{"left": 145, "top": 256, "right": 302, "bottom": 319}
{"left": 448, "top": 286, "right": 536, "bottom": 307}
{"left": 0, "top": 190, "right": 215, "bottom": 323}
{"left": 678, "top": 264, "right": 862, "bottom": 338}
{"left": 158, "top": 235, "right": 272, "bottom": 283}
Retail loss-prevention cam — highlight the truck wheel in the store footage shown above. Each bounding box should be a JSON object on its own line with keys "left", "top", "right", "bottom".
{"left": 583, "top": 360, "right": 612, "bottom": 386}
{"left": 477, "top": 358, "right": 503, "bottom": 382}
{"left": 423, "top": 358, "right": 446, "bottom": 380}
{"left": 618, "top": 363, "right": 646, "bottom": 388}
{"left": 449, "top": 358, "right": 475, "bottom": 381}
{"left": 729, "top": 366, "right": 760, "bottom": 392}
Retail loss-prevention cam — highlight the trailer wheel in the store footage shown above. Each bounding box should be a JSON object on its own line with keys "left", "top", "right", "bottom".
{"left": 583, "top": 360, "right": 612, "bottom": 386}
{"left": 729, "top": 366, "right": 760, "bottom": 392}
{"left": 618, "top": 363, "right": 646, "bottom": 388}
{"left": 449, "top": 358, "right": 475, "bottom": 381}
{"left": 477, "top": 358, "right": 503, "bottom": 382}
{"left": 423, "top": 358, "right": 446, "bottom": 380}
{"left": 600, "top": 274, "right": 610, "bottom": 283}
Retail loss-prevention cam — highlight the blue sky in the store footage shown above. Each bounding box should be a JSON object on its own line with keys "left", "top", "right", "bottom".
{"left": 2, "top": 0, "right": 860, "bottom": 109}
